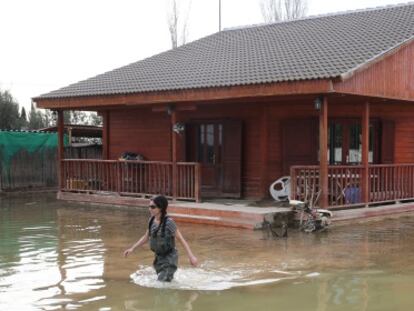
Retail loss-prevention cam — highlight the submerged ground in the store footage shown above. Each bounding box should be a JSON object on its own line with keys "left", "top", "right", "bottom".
{"left": 1, "top": 192, "right": 414, "bottom": 310}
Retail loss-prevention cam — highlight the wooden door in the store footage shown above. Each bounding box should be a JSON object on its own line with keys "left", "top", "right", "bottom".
{"left": 380, "top": 120, "right": 395, "bottom": 164}
{"left": 328, "top": 119, "right": 380, "bottom": 165}
{"left": 186, "top": 120, "right": 242, "bottom": 198}
{"left": 222, "top": 120, "right": 242, "bottom": 197}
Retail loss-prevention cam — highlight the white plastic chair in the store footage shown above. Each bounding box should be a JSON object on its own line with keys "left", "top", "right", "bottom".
{"left": 269, "top": 176, "right": 291, "bottom": 201}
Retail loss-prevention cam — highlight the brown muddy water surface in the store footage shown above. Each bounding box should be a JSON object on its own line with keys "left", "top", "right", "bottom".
{"left": 1, "top": 193, "right": 414, "bottom": 310}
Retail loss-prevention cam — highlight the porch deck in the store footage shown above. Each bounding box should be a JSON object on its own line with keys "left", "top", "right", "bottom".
{"left": 54, "top": 157, "right": 414, "bottom": 229}
{"left": 58, "top": 191, "right": 414, "bottom": 230}
{"left": 58, "top": 191, "right": 292, "bottom": 229}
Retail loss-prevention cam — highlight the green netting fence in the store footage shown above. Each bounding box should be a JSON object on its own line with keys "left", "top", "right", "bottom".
{"left": 0, "top": 131, "right": 68, "bottom": 191}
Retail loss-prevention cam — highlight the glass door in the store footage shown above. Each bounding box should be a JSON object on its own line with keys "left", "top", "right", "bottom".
{"left": 328, "top": 120, "right": 377, "bottom": 165}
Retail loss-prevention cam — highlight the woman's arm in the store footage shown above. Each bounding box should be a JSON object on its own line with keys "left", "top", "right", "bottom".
{"left": 123, "top": 230, "right": 149, "bottom": 257}
{"left": 176, "top": 228, "right": 198, "bottom": 266}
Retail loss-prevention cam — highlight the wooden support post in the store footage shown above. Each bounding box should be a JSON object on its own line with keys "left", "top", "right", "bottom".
{"left": 102, "top": 111, "right": 110, "bottom": 160}
{"left": 260, "top": 104, "right": 270, "bottom": 198}
{"left": 362, "top": 102, "right": 370, "bottom": 206}
{"left": 319, "top": 96, "right": 329, "bottom": 208}
{"left": 171, "top": 109, "right": 178, "bottom": 201}
{"left": 57, "top": 110, "right": 65, "bottom": 190}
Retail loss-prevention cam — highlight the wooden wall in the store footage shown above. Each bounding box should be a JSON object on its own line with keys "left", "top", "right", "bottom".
{"left": 106, "top": 100, "right": 318, "bottom": 198}
{"left": 394, "top": 119, "right": 414, "bottom": 163}
{"left": 371, "top": 103, "right": 414, "bottom": 164}
{"left": 108, "top": 108, "right": 171, "bottom": 161}
{"left": 334, "top": 40, "right": 414, "bottom": 101}
{"left": 106, "top": 98, "right": 414, "bottom": 199}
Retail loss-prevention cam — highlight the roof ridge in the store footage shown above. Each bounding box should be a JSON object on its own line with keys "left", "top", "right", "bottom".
{"left": 224, "top": 1, "right": 414, "bottom": 32}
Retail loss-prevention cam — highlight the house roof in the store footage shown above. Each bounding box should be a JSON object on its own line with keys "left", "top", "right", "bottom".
{"left": 35, "top": 2, "right": 414, "bottom": 100}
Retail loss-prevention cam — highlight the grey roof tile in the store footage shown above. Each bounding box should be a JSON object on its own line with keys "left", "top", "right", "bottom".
{"left": 36, "top": 2, "right": 414, "bottom": 99}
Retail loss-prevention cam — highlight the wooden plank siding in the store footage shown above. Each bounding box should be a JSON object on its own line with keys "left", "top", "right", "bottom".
{"left": 104, "top": 100, "right": 320, "bottom": 198}
{"left": 103, "top": 98, "right": 414, "bottom": 200}
{"left": 334, "top": 40, "right": 414, "bottom": 101}
{"left": 394, "top": 120, "right": 414, "bottom": 163}
{"left": 370, "top": 104, "right": 414, "bottom": 165}
{"left": 108, "top": 108, "right": 171, "bottom": 162}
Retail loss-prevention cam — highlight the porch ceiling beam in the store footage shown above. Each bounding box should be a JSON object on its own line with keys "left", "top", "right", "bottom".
{"left": 34, "top": 79, "right": 334, "bottom": 110}
{"left": 151, "top": 104, "right": 197, "bottom": 113}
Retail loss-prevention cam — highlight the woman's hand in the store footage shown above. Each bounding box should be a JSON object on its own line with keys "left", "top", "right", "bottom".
{"left": 123, "top": 248, "right": 134, "bottom": 257}
{"left": 189, "top": 254, "right": 198, "bottom": 267}
{"left": 123, "top": 231, "right": 149, "bottom": 258}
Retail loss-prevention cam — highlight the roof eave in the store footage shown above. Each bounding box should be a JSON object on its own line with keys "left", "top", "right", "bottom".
{"left": 34, "top": 79, "right": 335, "bottom": 110}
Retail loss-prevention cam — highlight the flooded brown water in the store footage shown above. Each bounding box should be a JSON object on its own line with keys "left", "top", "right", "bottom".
{"left": 1, "top": 193, "right": 414, "bottom": 310}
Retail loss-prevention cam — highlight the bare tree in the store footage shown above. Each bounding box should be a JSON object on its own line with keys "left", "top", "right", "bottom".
{"left": 260, "top": 0, "right": 307, "bottom": 23}
{"left": 166, "top": 0, "right": 192, "bottom": 48}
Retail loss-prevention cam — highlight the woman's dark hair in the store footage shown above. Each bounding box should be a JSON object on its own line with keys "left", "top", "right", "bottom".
{"left": 152, "top": 195, "right": 168, "bottom": 228}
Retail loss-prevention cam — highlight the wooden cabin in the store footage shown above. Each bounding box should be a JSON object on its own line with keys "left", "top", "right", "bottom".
{"left": 34, "top": 3, "right": 414, "bottom": 210}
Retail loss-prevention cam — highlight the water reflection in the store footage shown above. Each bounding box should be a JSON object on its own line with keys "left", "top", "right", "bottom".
{"left": 1, "top": 193, "right": 414, "bottom": 310}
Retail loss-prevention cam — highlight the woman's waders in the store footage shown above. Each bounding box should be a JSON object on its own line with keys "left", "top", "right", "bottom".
{"left": 149, "top": 216, "right": 178, "bottom": 282}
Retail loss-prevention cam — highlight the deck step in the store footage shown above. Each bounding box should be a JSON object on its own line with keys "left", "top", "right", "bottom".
{"left": 169, "top": 205, "right": 266, "bottom": 222}
{"left": 168, "top": 213, "right": 221, "bottom": 221}
{"left": 168, "top": 212, "right": 261, "bottom": 229}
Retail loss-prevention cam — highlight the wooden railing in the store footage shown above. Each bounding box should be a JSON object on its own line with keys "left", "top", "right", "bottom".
{"left": 369, "top": 164, "right": 414, "bottom": 204}
{"left": 61, "top": 159, "right": 201, "bottom": 202}
{"left": 290, "top": 164, "right": 414, "bottom": 208}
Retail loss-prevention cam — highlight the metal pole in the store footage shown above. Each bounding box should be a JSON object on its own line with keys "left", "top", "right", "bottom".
{"left": 219, "top": 0, "right": 222, "bottom": 31}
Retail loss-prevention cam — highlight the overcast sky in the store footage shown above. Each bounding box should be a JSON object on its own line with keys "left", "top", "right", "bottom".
{"left": 0, "top": 0, "right": 411, "bottom": 111}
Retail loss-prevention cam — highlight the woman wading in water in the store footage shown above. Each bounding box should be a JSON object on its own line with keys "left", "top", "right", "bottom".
{"left": 124, "top": 195, "right": 198, "bottom": 282}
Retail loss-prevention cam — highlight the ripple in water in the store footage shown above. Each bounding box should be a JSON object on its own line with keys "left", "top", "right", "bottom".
{"left": 131, "top": 264, "right": 317, "bottom": 291}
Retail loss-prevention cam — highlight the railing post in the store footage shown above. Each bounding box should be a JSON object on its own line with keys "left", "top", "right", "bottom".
{"left": 172, "top": 162, "right": 178, "bottom": 201}
{"left": 195, "top": 163, "right": 202, "bottom": 202}
{"left": 290, "top": 166, "right": 296, "bottom": 201}
{"left": 62, "top": 160, "right": 66, "bottom": 190}
{"left": 117, "top": 161, "right": 121, "bottom": 195}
